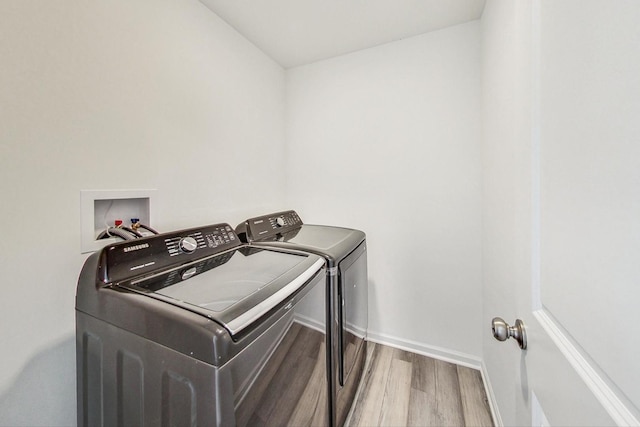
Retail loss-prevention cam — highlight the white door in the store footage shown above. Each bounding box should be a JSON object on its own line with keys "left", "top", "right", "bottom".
{"left": 482, "top": 1, "right": 640, "bottom": 426}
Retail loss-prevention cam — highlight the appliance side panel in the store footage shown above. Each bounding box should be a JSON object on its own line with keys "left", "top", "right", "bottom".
{"left": 341, "top": 247, "right": 368, "bottom": 374}
{"left": 117, "top": 350, "right": 144, "bottom": 426}
{"left": 161, "top": 371, "right": 196, "bottom": 427}
{"left": 336, "top": 244, "right": 368, "bottom": 426}
{"left": 76, "top": 312, "right": 224, "bottom": 426}
{"left": 78, "top": 329, "right": 104, "bottom": 427}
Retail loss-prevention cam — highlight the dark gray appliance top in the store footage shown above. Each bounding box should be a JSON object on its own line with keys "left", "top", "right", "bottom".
{"left": 76, "top": 223, "right": 324, "bottom": 364}
{"left": 236, "top": 210, "right": 366, "bottom": 265}
{"left": 119, "top": 246, "right": 323, "bottom": 336}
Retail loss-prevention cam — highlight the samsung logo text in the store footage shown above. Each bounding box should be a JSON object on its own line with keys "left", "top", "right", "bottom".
{"left": 124, "top": 243, "right": 150, "bottom": 253}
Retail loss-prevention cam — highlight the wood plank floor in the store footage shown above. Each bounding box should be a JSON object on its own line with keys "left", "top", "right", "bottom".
{"left": 347, "top": 343, "right": 494, "bottom": 427}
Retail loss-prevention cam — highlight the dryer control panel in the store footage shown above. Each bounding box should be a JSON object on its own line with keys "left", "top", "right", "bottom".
{"left": 98, "top": 223, "right": 241, "bottom": 284}
{"left": 237, "top": 210, "right": 303, "bottom": 242}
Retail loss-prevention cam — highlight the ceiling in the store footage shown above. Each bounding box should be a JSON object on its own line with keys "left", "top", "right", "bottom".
{"left": 199, "top": 0, "right": 487, "bottom": 68}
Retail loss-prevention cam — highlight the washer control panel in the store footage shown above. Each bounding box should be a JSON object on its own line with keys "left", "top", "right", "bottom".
{"left": 99, "top": 223, "right": 241, "bottom": 284}
{"left": 163, "top": 225, "right": 236, "bottom": 257}
{"left": 241, "top": 210, "right": 303, "bottom": 241}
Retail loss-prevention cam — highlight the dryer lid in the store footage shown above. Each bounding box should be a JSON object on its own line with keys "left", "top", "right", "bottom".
{"left": 277, "top": 224, "right": 357, "bottom": 250}
{"left": 256, "top": 224, "right": 365, "bottom": 265}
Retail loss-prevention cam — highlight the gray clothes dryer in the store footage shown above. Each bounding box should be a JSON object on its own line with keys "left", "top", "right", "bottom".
{"left": 76, "top": 223, "right": 328, "bottom": 426}
{"left": 236, "top": 210, "right": 368, "bottom": 427}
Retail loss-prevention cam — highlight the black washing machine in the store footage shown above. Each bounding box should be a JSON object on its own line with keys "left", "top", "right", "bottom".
{"left": 236, "top": 210, "right": 368, "bottom": 427}
{"left": 76, "top": 222, "right": 329, "bottom": 426}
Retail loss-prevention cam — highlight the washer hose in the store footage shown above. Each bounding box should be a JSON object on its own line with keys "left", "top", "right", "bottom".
{"left": 120, "top": 226, "right": 144, "bottom": 238}
{"left": 96, "top": 227, "right": 140, "bottom": 241}
{"left": 132, "top": 223, "right": 159, "bottom": 235}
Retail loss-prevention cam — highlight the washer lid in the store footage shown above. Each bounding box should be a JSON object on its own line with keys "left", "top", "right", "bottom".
{"left": 119, "top": 247, "right": 324, "bottom": 336}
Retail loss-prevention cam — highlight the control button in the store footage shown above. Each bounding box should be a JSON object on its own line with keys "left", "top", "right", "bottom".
{"left": 179, "top": 236, "right": 198, "bottom": 253}
{"left": 275, "top": 216, "right": 285, "bottom": 227}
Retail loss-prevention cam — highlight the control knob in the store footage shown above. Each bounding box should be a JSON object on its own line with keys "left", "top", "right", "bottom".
{"left": 179, "top": 236, "right": 198, "bottom": 253}
{"left": 275, "top": 216, "right": 285, "bottom": 227}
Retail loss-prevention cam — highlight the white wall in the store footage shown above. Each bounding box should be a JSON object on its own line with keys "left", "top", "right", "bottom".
{"left": 0, "top": 1, "right": 285, "bottom": 425}
{"left": 285, "top": 22, "right": 483, "bottom": 360}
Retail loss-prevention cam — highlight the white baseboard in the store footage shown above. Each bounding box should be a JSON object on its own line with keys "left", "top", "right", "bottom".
{"left": 480, "top": 359, "right": 503, "bottom": 427}
{"left": 366, "top": 330, "right": 482, "bottom": 369}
